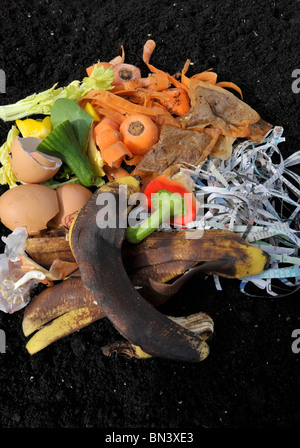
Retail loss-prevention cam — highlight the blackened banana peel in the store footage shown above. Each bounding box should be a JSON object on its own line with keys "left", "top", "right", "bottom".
{"left": 69, "top": 177, "right": 210, "bottom": 362}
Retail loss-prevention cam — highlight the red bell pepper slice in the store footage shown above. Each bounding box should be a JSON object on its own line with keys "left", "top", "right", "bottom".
{"left": 143, "top": 175, "right": 199, "bottom": 227}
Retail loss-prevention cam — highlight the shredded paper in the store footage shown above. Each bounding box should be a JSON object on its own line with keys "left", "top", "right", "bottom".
{"left": 181, "top": 126, "right": 300, "bottom": 297}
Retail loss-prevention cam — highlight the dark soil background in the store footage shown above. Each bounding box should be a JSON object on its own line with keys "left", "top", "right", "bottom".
{"left": 0, "top": 0, "right": 300, "bottom": 431}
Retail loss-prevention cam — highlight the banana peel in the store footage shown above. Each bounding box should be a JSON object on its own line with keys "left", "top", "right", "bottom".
{"left": 23, "top": 277, "right": 98, "bottom": 337}
{"left": 23, "top": 276, "right": 214, "bottom": 355}
{"left": 22, "top": 277, "right": 105, "bottom": 355}
{"left": 102, "top": 312, "right": 214, "bottom": 359}
{"left": 24, "top": 227, "right": 270, "bottom": 306}
{"left": 124, "top": 229, "right": 269, "bottom": 280}
{"left": 123, "top": 229, "right": 270, "bottom": 305}
{"left": 22, "top": 178, "right": 269, "bottom": 359}
{"left": 25, "top": 227, "right": 76, "bottom": 270}
{"left": 68, "top": 176, "right": 270, "bottom": 361}
{"left": 26, "top": 306, "right": 104, "bottom": 355}
{"left": 68, "top": 177, "right": 213, "bottom": 362}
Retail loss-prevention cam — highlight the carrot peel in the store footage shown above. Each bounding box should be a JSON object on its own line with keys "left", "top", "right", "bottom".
{"left": 100, "top": 140, "right": 132, "bottom": 168}
{"left": 94, "top": 128, "right": 121, "bottom": 151}
{"left": 215, "top": 81, "right": 243, "bottom": 98}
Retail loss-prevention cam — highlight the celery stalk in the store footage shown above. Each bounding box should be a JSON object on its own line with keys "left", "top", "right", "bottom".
{"left": 0, "top": 65, "right": 114, "bottom": 122}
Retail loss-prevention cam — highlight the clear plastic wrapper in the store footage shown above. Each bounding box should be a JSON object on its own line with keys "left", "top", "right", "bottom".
{"left": 0, "top": 227, "right": 40, "bottom": 313}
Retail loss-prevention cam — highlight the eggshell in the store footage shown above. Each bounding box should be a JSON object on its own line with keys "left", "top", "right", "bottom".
{"left": 0, "top": 184, "right": 59, "bottom": 236}
{"left": 50, "top": 184, "right": 93, "bottom": 228}
{"left": 10, "top": 136, "right": 62, "bottom": 184}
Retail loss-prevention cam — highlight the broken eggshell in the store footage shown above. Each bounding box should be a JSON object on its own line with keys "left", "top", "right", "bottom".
{"left": 0, "top": 184, "right": 59, "bottom": 236}
{"left": 9, "top": 136, "right": 62, "bottom": 184}
{"left": 50, "top": 183, "right": 93, "bottom": 228}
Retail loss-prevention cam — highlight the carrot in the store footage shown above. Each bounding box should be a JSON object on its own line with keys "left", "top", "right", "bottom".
{"left": 94, "top": 117, "right": 120, "bottom": 134}
{"left": 192, "top": 70, "right": 218, "bottom": 84}
{"left": 142, "top": 40, "right": 188, "bottom": 92}
{"left": 181, "top": 60, "right": 218, "bottom": 88}
{"left": 181, "top": 59, "right": 191, "bottom": 89}
{"left": 215, "top": 81, "right": 243, "bottom": 98}
{"left": 113, "top": 89, "right": 151, "bottom": 107}
{"left": 78, "top": 92, "right": 125, "bottom": 125}
{"left": 150, "top": 88, "right": 190, "bottom": 116}
{"left": 120, "top": 77, "right": 152, "bottom": 91}
{"left": 112, "top": 63, "right": 141, "bottom": 86}
{"left": 104, "top": 165, "right": 129, "bottom": 181}
{"left": 100, "top": 140, "right": 132, "bottom": 168}
{"left": 86, "top": 89, "right": 174, "bottom": 119}
{"left": 86, "top": 62, "right": 113, "bottom": 77}
{"left": 188, "top": 68, "right": 242, "bottom": 98}
{"left": 145, "top": 72, "right": 170, "bottom": 91}
{"left": 94, "top": 128, "right": 121, "bottom": 151}
{"left": 109, "top": 45, "right": 125, "bottom": 66}
{"left": 143, "top": 39, "right": 156, "bottom": 66}
{"left": 124, "top": 154, "right": 143, "bottom": 166}
{"left": 121, "top": 72, "right": 170, "bottom": 92}
{"left": 120, "top": 114, "right": 159, "bottom": 155}
{"left": 180, "top": 58, "right": 242, "bottom": 99}
{"left": 111, "top": 83, "right": 145, "bottom": 94}
{"left": 91, "top": 106, "right": 125, "bottom": 126}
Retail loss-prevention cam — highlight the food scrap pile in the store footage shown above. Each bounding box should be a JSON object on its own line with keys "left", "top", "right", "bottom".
{"left": 0, "top": 41, "right": 299, "bottom": 362}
